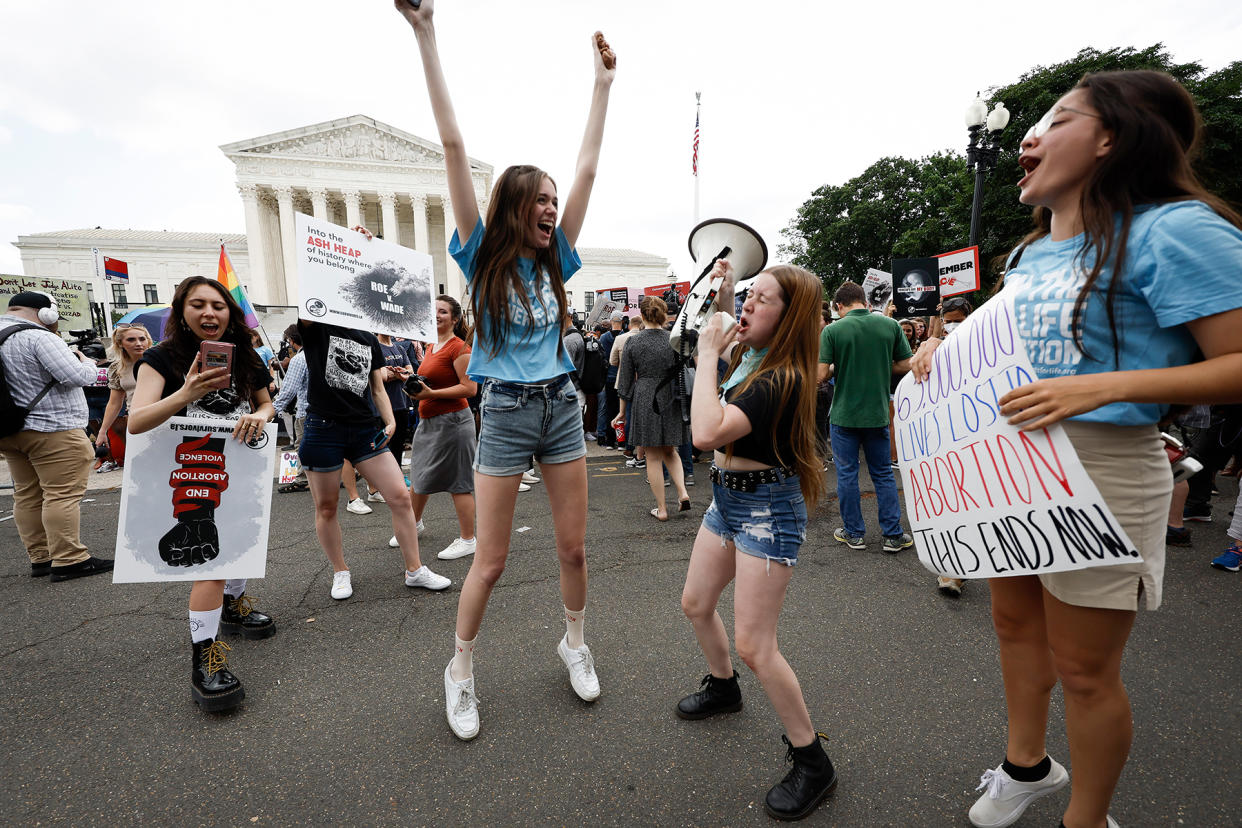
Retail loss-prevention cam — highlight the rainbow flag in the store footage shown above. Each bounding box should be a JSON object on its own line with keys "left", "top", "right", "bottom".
{"left": 217, "top": 244, "right": 259, "bottom": 329}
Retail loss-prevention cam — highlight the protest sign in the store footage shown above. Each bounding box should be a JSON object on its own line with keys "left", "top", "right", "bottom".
{"left": 113, "top": 417, "right": 277, "bottom": 583}
{"left": 892, "top": 258, "right": 941, "bottom": 317}
{"left": 585, "top": 296, "right": 618, "bottom": 329}
{"left": 0, "top": 274, "right": 93, "bottom": 327}
{"left": 937, "top": 246, "right": 980, "bottom": 298}
{"left": 643, "top": 281, "right": 691, "bottom": 316}
{"left": 295, "top": 213, "right": 434, "bottom": 340}
{"left": 893, "top": 289, "right": 1140, "bottom": 579}
{"left": 278, "top": 451, "right": 302, "bottom": 485}
{"left": 862, "top": 268, "right": 893, "bottom": 313}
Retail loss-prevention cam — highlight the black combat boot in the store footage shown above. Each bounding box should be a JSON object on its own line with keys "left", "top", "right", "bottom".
{"left": 676, "top": 670, "right": 743, "bottom": 720}
{"left": 219, "top": 593, "right": 276, "bottom": 640}
{"left": 764, "top": 732, "right": 837, "bottom": 821}
{"left": 191, "top": 638, "right": 245, "bottom": 713}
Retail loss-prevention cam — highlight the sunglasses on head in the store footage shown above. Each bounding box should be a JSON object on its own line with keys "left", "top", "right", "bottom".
{"left": 942, "top": 298, "right": 971, "bottom": 311}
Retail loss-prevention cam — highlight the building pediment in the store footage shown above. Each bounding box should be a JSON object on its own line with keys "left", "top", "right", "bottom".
{"left": 219, "top": 115, "right": 490, "bottom": 172}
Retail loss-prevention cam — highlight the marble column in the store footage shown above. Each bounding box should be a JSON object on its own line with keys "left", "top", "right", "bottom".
{"left": 273, "top": 184, "right": 295, "bottom": 305}
{"left": 308, "top": 187, "right": 328, "bottom": 222}
{"left": 442, "top": 198, "right": 463, "bottom": 299}
{"left": 411, "top": 194, "right": 429, "bottom": 253}
{"left": 343, "top": 189, "right": 362, "bottom": 231}
{"left": 238, "top": 183, "right": 272, "bottom": 304}
{"left": 378, "top": 191, "right": 399, "bottom": 245}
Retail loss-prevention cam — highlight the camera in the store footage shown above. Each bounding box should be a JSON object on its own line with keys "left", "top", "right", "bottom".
{"left": 66, "top": 328, "right": 100, "bottom": 350}
{"left": 404, "top": 374, "right": 431, "bottom": 395}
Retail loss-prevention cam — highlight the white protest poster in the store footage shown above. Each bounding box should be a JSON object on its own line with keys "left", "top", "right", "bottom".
{"left": 295, "top": 213, "right": 435, "bottom": 340}
{"left": 113, "top": 417, "right": 277, "bottom": 583}
{"left": 893, "top": 289, "right": 1140, "bottom": 579}
{"left": 937, "top": 246, "right": 980, "bottom": 298}
{"left": 278, "top": 451, "right": 301, "bottom": 485}
{"left": 585, "top": 294, "right": 618, "bottom": 328}
{"left": 862, "top": 268, "right": 893, "bottom": 313}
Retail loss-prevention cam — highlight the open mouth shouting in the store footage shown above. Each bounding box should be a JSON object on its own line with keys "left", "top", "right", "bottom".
{"left": 198, "top": 319, "right": 222, "bottom": 339}
{"left": 1017, "top": 153, "right": 1040, "bottom": 190}
{"left": 536, "top": 220, "right": 554, "bottom": 245}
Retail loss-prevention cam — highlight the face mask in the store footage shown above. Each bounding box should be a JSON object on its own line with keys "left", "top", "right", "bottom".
{"left": 942, "top": 322, "right": 961, "bottom": 334}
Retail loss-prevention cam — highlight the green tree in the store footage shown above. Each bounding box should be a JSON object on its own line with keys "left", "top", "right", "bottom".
{"left": 782, "top": 45, "right": 1242, "bottom": 299}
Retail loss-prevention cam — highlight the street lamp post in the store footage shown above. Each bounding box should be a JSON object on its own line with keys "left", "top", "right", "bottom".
{"left": 964, "top": 93, "right": 1010, "bottom": 247}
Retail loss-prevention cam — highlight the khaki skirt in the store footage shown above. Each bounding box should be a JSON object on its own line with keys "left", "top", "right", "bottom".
{"left": 1038, "top": 420, "right": 1172, "bottom": 611}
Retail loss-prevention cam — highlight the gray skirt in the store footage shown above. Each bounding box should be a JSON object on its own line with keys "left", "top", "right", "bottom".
{"left": 409, "top": 407, "right": 476, "bottom": 495}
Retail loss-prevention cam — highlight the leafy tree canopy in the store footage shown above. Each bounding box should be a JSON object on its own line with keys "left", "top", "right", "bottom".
{"left": 781, "top": 45, "right": 1242, "bottom": 301}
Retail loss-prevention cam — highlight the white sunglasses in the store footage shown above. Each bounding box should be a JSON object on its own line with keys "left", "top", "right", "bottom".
{"left": 1022, "top": 105, "right": 1102, "bottom": 143}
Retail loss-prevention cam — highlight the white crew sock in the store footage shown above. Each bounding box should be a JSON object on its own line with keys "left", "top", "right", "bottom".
{"left": 565, "top": 605, "right": 586, "bottom": 650}
{"left": 451, "top": 634, "right": 475, "bottom": 681}
{"left": 190, "top": 606, "right": 222, "bottom": 643}
{"left": 223, "top": 579, "right": 246, "bottom": 598}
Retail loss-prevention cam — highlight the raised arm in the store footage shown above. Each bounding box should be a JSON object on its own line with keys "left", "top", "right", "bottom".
{"left": 396, "top": 0, "right": 480, "bottom": 232}
{"left": 558, "top": 31, "right": 616, "bottom": 249}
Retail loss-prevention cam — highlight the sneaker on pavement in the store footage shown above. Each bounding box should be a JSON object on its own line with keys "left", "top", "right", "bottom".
{"left": 883, "top": 533, "right": 914, "bottom": 553}
{"left": 518, "top": 483, "right": 531, "bottom": 492}
{"left": 968, "top": 756, "right": 1068, "bottom": 828}
{"left": 388, "top": 519, "right": 426, "bottom": 548}
{"left": 96, "top": 460, "right": 118, "bottom": 474}
{"left": 521, "top": 470, "right": 540, "bottom": 484}
{"left": 330, "top": 570, "right": 353, "bottom": 600}
{"left": 404, "top": 565, "right": 451, "bottom": 591}
{"left": 367, "top": 490, "right": 386, "bottom": 503}
{"left": 1183, "top": 503, "right": 1212, "bottom": 522}
{"left": 937, "top": 576, "right": 963, "bottom": 597}
{"left": 625, "top": 457, "right": 646, "bottom": 468}
{"left": 1211, "top": 542, "right": 1242, "bottom": 572}
{"left": 49, "top": 556, "right": 114, "bottom": 582}
{"left": 444, "top": 663, "right": 480, "bottom": 741}
{"left": 557, "top": 634, "right": 600, "bottom": 701}
{"left": 438, "top": 537, "right": 477, "bottom": 560}
{"left": 686, "top": 474, "right": 695, "bottom": 486}
{"left": 346, "top": 498, "right": 372, "bottom": 515}
{"left": 833, "top": 527, "right": 865, "bottom": 550}
{"left": 1166, "top": 525, "right": 1192, "bottom": 547}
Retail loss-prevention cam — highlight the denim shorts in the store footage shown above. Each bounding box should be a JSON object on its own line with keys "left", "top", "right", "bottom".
{"left": 474, "top": 375, "right": 586, "bottom": 476}
{"left": 298, "top": 415, "right": 390, "bottom": 473}
{"left": 702, "top": 470, "right": 808, "bottom": 566}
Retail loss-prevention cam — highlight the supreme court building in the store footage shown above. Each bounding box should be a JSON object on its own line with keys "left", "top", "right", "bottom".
{"left": 14, "top": 115, "right": 668, "bottom": 318}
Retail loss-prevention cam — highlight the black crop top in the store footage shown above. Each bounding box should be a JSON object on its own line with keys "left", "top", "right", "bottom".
{"left": 721, "top": 370, "right": 801, "bottom": 468}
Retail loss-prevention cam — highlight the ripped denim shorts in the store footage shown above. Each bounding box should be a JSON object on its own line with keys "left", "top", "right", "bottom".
{"left": 702, "top": 468, "right": 807, "bottom": 566}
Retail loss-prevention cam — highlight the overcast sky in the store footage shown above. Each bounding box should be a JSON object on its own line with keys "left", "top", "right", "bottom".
{"left": 2, "top": 1, "right": 1239, "bottom": 284}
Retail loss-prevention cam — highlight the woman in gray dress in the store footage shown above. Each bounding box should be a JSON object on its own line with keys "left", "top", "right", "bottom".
{"left": 614, "top": 296, "right": 691, "bottom": 520}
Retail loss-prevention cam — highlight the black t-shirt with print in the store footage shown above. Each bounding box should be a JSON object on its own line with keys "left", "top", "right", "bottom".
{"left": 299, "top": 322, "right": 384, "bottom": 423}
{"left": 137, "top": 343, "right": 269, "bottom": 421}
{"left": 723, "top": 370, "right": 802, "bottom": 469}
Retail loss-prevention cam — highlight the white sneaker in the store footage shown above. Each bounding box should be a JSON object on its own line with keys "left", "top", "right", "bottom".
{"left": 557, "top": 634, "right": 600, "bottom": 702}
{"left": 388, "top": 519, "right": 425, "bottom": 548}
{"left": 518, "top": 483, "right": 531, "bottom": 492}
{"left": 438, "top": 537, "right": 477, "bottom": 560}
{"left": 444, "top": 662, "right": 480, "bottom": 741}
{"left": 521, "top": 471, "right": 540, "bottom": 484}
{"left": 968, "top": 756, "right": 1068, "bottom": 828}
{"left": 367, "top": 490, "right": 386, "bottom": 503}
{"left": 346, "top": 498, "right": 372, "bottom": 515}
{"left": 404, "top": 565, "right": 451, "bottom": 591}
{"left": 330, "top": 570, "right": 353, "bottom": 600}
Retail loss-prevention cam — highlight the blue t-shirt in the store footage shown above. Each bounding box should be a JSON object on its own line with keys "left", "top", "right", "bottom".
{"left": 450, "top": 217, "right": 582, "bottom": 383}
{"left": 1006, "top": 200, "right": 1242, "bottom": 426}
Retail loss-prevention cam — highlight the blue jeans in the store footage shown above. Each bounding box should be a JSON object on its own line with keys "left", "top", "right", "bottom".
{"left": 475, "top": 376, "right": 586, "bottom": 476}
{"left": 830, "top": 424, "right": 903, "bottom": 538}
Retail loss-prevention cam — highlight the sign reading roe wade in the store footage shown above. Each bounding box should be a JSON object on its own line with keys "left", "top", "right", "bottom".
{"left": 892, "top": 289, "right": 1140, "bottom": 579}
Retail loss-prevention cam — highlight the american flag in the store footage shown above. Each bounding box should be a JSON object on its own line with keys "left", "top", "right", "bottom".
{"left": 692, "top": 110, "right": 700, "bottom": 176}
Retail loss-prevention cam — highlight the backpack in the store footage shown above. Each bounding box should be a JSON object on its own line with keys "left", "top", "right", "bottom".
{"left": 578, "top": 336, "right": 607, "bottom": 395}
{"left": 0, "top": 323, "right": 58, "bottom": 437}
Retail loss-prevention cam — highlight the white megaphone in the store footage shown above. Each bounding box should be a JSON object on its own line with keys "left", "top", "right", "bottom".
{"left": 669, "top": 218, "right": 769, "bottom": 355}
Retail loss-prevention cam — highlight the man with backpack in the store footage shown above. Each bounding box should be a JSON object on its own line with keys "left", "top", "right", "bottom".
{"left": 0, "top": 292, "right": 113, "bottom": 581}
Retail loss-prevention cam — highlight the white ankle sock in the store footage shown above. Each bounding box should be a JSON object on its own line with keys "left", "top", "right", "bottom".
{"left": 190, "top": 606, "right": 222, "bottom": 643}
{"left": 451, "top": 634, "right": 475, "bottom": 681}
{"left": 223, "top": 579, "right": 246, "bottom": 597}
{"left": 565, "top": 605, "right": 585, "bottom": 649}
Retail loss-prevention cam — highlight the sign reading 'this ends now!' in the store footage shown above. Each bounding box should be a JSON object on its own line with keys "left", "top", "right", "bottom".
{"left": 892, "top": 289, "right": 1140, "bottom": 580}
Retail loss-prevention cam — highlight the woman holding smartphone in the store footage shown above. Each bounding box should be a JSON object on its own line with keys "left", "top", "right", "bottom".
{"left": 129, "top": 277, "right": 276, "bottom": 713}
{"left": 396, "top": 0, "right": 614, "bottom": 740}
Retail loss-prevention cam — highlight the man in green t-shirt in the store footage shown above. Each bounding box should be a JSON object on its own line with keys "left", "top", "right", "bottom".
{"left": 818, "top": 281, "right": 913, "bottom": 552}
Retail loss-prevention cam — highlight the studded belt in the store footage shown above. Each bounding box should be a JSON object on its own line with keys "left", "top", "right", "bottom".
{"left": 709, "top": 465, "right": 796, "bottom": 492}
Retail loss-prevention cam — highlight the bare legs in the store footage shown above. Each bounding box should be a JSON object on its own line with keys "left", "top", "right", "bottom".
{"left": 306, "top": 452, "right": 423, "bottom": 573}
{"left": 411, "top": 490, "right": 476, "bottom": 541}
{"left": 341, "top": 459, "right": 364, "bottom": 501}
{"left": 189, "top": 579, "right": 225, "bottom": 611}
{"left": 644, "top": 445, "right": 688, "bottom": 519}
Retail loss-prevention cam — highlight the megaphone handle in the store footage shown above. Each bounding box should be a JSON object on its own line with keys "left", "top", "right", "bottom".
{"left": 697, "top": 245, "right": 733, "bottom": 280}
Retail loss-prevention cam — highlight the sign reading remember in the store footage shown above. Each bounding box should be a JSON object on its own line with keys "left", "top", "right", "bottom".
{"left": 893, "top": 289, "right": 1140, "bottom": 579}
{"left": 296, "top": 213, "right": 434, "bottom": 341}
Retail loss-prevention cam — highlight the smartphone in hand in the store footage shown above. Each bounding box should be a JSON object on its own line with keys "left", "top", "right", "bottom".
{"left": 199, "top": 341, "right": 235, "bottom": 389}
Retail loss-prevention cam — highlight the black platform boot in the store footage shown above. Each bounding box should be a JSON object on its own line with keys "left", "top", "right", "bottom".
{"left": 676, "top": 670, "right": 743, "bottom": 720}
{"left": 764, "top": 732, "right": 838, "bottom": 821}
{"left": 191, "top": 638, "right": 245, "bottom": 712}
{"left": 220, "top": 593, "right": 276, "bottom": 640}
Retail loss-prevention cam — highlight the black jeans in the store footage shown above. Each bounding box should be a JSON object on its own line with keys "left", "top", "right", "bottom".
{"left": 1187, "top": 405, "right": 1242, "bottom": 508}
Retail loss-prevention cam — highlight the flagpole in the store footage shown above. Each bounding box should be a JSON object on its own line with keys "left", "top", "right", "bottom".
{"left": 693, "top": 91, "right": 701, "bottom": 225}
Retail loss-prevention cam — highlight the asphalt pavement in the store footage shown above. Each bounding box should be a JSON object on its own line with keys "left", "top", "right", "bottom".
{"left": 0, "top": 444, "right": 1237, "bottom": 827}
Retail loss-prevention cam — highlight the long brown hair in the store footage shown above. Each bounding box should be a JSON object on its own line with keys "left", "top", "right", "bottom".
{"left": 471, "top": 165, "right": 569, "bottom": 359}
{"left": 723, "top": 265, "right": 824, "bottom": 505}
{"left": 162, "top": 276, "right": 264, "bottom": 402}
{"left": 1018, "top": 70, "right": 1242, "bottom": 365}
{"left": 437, "top": 294, "right": 469, "bottom": 341}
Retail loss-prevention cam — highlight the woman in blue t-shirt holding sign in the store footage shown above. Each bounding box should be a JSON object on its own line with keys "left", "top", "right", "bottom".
{"left": 396, "top": 0, "right": 615, "bottom": 741}
{"left": 914, "top": 71, "right": 1242, "bottom": 828}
